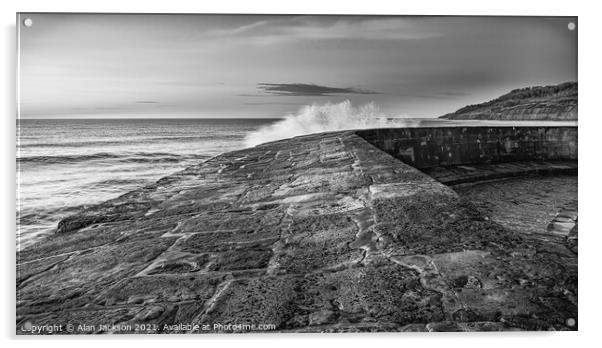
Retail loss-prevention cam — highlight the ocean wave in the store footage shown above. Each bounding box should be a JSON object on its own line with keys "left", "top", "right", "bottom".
{"left": 88, "top": 178, "right": 149, "bottom": 187}
{"left": 147, "top": 134, "right": 243, "bottom": 141}
{"left": 19, "top": 134, "right": 243, "bottom": 149}
{"left": 17, "top": 152, "right": 210, "bottom": 165}
{"left": 18, "top": 140, "right": 125, "bottom": 148}
{"left": 244, "top": 100, "right": 398, "bottom": 147}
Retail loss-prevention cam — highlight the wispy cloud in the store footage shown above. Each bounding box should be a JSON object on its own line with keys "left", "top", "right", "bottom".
{"left": 207, "top": 17, "right": 444, "bottom": 44}
{"left": 209, "top": 20, "right": 270, "bottom": 36}
{"left": 237, "top": 83, "right": 377, "bottom": 97}
{"left": 253, "top": 83, "right": 379, "bottom": 97}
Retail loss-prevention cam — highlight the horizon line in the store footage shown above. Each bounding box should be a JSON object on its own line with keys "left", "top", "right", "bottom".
{"left": 16, "top": 117, "right": 287, "bottom": 120}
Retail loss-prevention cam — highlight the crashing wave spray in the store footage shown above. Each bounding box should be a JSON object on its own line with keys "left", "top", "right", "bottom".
{"left": 245, "top": 100, "right": 402, "bottom": 147}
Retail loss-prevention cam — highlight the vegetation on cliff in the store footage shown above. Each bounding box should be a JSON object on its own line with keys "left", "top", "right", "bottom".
{"left": 440, "top": 82, "right": 577, "bottom": 121}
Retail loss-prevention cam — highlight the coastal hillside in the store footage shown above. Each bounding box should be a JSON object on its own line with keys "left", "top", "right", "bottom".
{"left": 440, "top": 82, "right": 577, "bottom": 120}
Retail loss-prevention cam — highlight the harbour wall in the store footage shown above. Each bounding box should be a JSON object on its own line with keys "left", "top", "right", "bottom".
{"left": 356, "top": 126, "right": 577, "bottom": 169}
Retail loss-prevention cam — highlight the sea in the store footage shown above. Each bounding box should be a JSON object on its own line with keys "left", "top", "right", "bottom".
{"left": 16, "top": 116, "right": 577, "bottom": 250}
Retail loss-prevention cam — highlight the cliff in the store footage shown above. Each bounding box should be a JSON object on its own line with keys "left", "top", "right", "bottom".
{"left": 16, "top": 127, "right": 577, "bottom": 333}
{"left": 440, "top": 82, "right": 577, "bottom": 121}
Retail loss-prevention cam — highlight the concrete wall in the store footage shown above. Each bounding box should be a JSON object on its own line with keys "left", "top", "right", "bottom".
{"left": 356, "top": 126, "right": 577, "bottom": 169}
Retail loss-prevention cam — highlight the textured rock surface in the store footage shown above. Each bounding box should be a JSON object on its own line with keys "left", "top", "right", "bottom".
{"left": 455, "top": 176, "right": 578, "bottom": 235}
{"left": 16, "top": 130, "right": 577, "bottom": 334}
{"left": 440, "top": 82, "right": 577, "bottom": 121}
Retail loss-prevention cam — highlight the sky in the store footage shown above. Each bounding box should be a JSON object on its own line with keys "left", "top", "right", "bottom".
{"left": 17, "top": 14, "right": 577, "bottom": 119}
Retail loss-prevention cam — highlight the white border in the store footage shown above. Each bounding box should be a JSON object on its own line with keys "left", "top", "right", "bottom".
{"left": 2, "top": 0, "right": 599, "bottom": 347}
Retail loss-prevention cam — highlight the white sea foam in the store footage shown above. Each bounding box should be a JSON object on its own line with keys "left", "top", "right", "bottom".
{"left": 244, "top": 100, "right": 401, "bottom": 147}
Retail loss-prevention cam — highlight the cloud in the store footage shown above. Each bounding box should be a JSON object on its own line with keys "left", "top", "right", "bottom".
{"left": 209, "top": 20, "right": 270, "bottom": 36}
{"left": 255, "top": 83, "right": 379, "bottom": 97}
{"left": 207, "top": 17, "right": 444, "bottom": 44}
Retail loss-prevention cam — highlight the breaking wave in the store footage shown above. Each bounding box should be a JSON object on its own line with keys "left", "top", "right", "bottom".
{"left": 244, "top": 100, "right": 398, "bottom": 147}
{"left": 17, "top": 152, "right": 211, "bottom": 165}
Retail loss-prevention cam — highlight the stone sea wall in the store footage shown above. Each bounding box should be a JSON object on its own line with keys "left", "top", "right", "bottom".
{"left": 357, "top": 126, "right": 577, "bottom": 169}
{"left": 16, "top": 127, "right": 578, "bottom": 333}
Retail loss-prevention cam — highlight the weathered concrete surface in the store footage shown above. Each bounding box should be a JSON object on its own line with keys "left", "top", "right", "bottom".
{"left": 455, "top": 176, "right": 578, "bottom": 236}
{"left": 16, "top": 130, "right": 577, "bottom": 334}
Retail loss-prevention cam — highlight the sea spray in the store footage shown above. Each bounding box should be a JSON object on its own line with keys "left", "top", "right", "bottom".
{"left": 244, "top": 100, "right": 399, "bottom": 147}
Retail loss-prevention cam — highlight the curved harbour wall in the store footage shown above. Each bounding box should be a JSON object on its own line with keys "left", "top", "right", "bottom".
{"left": 17, "top": 126, "right": 578, "bottom": 333}
{"left": 356, "top": 126, "right": 577, "bottom": 169}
